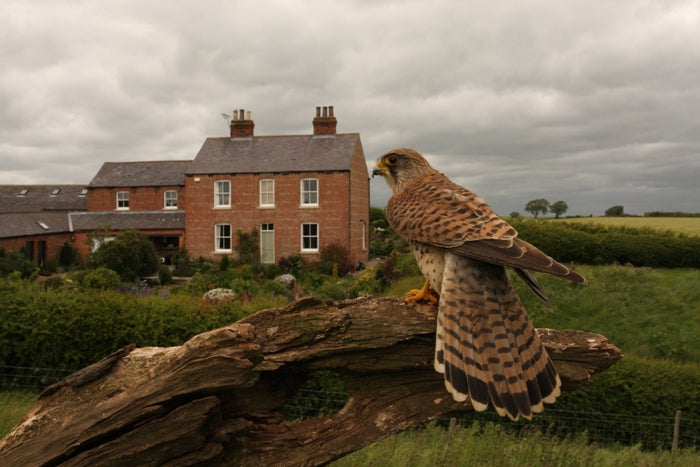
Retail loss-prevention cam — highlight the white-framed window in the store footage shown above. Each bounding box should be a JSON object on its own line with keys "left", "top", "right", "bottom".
{"left": 214, "top": 180, "right": 231, "bottom": 207}
{"left": 215, "top": 224, "right": 232, "bottom": 252}
{"left": 116, "top": 191, "right": 130, "bottom": 210}
{"left": 301, "top": 223, "right": 319, "bottom": 252}
{"left": 260, "top": 223, "right": 274, "bottom": 263}
{"left": 300, "top": 178, "right": 318, "bottom": 206}
{"left": 259, "top": 179, "right": 275, "bottom": 207}
{"left": 164, "top": 190, "right": 178, "bottom": 209}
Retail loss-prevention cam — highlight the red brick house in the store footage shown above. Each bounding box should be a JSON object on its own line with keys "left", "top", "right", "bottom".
{"left": 0, "top": 185, "right": 88, "bottom": 266}
{"left": 74, "top": 160, "right": 190, "bottom": 263}
{"left": 1, "top": 106, "right": 370, "bottom": 269}
{"left": 185, "top": 107, "right": 370, "bottom": 265}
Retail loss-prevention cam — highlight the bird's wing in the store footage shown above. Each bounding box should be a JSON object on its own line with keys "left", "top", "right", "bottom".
{"left": 386, "top": 172, "right": 586, "bottom": 284}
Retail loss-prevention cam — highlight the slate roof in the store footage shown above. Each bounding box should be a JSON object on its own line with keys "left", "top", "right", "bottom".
{"left": 0, "top": 212, "right": 73, "bottom": 239}
{"left": 0, "top": 185, "right": 88, "bottom": 214}
{"left": 88, "top": 160, "right": 191, "bottom": 187}
{"left": 187, "top": 134, "right": 360, "bottom": 175}
{"left": 69, "top": 211, "right": 185, "bottom": 231}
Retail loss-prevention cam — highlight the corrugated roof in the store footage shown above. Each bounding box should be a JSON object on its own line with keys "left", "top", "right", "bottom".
{"left": 70, "top": 211, "right": 185, "bottom": 231}
{"left": 0, "top": 212, "right": 72, "bottom": 238}
{"left": 187, "top": 134, "right": 360, "bottom": 175}
{"left": 0, "top": 185, "right": 88, "bottom": 214}
{"left": 88, "top": 160, "right": 191, "bottom": 187}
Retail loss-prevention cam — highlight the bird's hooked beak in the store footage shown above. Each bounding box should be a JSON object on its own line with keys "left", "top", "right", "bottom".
{"left": 372, "top": 160, "right": 388, "bottom": 178}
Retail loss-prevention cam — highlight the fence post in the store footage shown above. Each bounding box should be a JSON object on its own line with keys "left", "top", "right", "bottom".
{"left": 672, "top": 409, "right": 681, "bottom": 455}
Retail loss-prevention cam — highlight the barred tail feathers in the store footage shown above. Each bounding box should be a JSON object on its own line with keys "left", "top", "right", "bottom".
{"left": 435, "top": 253, "right": 561, "bottom": 421}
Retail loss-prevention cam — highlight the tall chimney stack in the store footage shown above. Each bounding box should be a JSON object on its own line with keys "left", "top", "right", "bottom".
{"left": 313, "top": 105, "right": 337, "bottom": 136}
{"left": 230, "top": 108, "right": 254, "bottom": 138}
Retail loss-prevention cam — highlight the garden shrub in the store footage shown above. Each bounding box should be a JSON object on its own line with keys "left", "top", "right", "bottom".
{"left": 158, "top": 264, "right": 173, "bottom": 285}
{"left": 59, "top": 242, "right": 79, "bottom": 268}
{"left": 0, "top": 249, "right": 37, "bottom": 278}
{"left": 320, "top": 243, "right": 353, "bottom": 276}
{"left": 90, "top": 230, "right": 160, "bottom": 281}
{"left": 81, "top": 267, "right": 121, "bottom": 290}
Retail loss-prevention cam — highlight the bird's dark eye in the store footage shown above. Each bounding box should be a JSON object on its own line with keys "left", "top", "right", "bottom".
{"left": 386, "top": 155, "right": 399, "bottom": 166}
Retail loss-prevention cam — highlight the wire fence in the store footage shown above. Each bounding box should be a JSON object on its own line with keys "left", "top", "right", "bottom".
{"left": 282, "top": 387, "right": 699, "bottom": 452}
{"left": 3, "top": 366, "right": 698, "bottom": 452}
{"left": 0, "top": 365, "right": 74, "bottom": 391}
{"left": 453, "top": 407, "right": 699, "bottom": 452}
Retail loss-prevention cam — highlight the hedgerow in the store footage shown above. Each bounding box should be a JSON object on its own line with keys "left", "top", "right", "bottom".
{"left": 509, "top": 219, "right": 700, "bottom": 268}
{"left": 0, "top": 276, "right": 282, "bottom": 371}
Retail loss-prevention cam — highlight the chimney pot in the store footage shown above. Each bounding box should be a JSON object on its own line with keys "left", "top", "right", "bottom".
{"left": 312, "top": 105, "right": 337, "bottom": 136}
{"left": 230, "top": 107, "right": 254, "bottom": 137}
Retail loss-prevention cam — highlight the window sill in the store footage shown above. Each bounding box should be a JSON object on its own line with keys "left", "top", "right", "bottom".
{"left": 258, "top": 205, "right": 276, "bottom": 210}
{"left": 213, "top": 206, "right": 232, "bottom": 210}
{"left": 299, "top": 204, "right": 319, "bottom": 209}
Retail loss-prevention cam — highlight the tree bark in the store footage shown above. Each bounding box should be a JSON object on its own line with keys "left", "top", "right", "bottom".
{"left": 0, "top": 297, "right": 621, "bottom": 466}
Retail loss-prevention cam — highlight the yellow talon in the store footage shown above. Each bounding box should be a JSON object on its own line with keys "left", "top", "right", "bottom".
{"left": 405, "top": 281, "right": 438, "bottom": 303}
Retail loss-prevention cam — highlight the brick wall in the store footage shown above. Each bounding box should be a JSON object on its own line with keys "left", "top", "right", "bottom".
{"left": 184, "top": 170, "right": 362, "bottom": 263}
{"left": 348, "top": 140, "right": 370, "bottom": 265}
{"left": 0, "top": 233, "right": 78, "bottom": 266}
{"left": 87, "top": 186, "right": 185, "bottom": 211}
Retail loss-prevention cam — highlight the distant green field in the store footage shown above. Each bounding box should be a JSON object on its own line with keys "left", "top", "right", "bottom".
{"left": 550, "top": 216, "right": 700, "bottom": 236}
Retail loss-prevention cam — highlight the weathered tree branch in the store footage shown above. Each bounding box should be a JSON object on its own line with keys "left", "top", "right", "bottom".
{"left": 0, "top": 297, "right": 621, "bottom": 466}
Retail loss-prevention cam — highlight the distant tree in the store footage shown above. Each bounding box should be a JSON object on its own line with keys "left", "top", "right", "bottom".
{"left": 509, "top": 212, "right": 521, "bottom": 219}
{"left": 525, "top": 199, "right": 550, "bottom": 218}
{"left": 605, "top": 205, "right": 624, "bottom": 217}
{"left": 550, "top": 201, "right": 568, "bottom": 219}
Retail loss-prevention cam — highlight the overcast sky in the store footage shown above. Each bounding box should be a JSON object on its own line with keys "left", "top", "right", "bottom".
{"left": 1, "top": 1, "right": 698, "bottom": 216}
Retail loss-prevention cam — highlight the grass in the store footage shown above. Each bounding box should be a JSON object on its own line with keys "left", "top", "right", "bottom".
{"left": 0, "top": 390, "right": 37, "bottom": 438}
{"left": 550, "top": 216, "right": 700, "bottom": 236}
{"left": 332, "top": 421, "right": 699, "bottom": 466}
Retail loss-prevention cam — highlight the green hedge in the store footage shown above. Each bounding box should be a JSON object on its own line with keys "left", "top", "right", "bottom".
{"left": 509, "top": 220, "right": 700, "bottom": 268}
{"left": 545, "top": 356, "right": 699, "bottom": 449}
{"left": 0, "top": 277, "right": 273, "bottom": 371}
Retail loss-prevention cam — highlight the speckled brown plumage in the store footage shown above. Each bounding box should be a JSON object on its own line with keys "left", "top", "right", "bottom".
{"left": 372, "top": 148, "right": 586, "bottom": 420}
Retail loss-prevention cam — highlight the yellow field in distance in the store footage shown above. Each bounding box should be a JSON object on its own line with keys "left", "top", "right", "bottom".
{"left": 548, "top": 216, "right": 700, "bottom": 236}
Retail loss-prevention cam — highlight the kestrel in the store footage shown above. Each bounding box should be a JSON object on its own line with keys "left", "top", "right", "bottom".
{"left": 372, "top": 148, "right": 586, "bottom": 421}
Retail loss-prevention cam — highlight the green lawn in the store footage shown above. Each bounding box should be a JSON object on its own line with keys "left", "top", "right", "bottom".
{"left": 0, "top": 391, "right": 37, "bottom": 438}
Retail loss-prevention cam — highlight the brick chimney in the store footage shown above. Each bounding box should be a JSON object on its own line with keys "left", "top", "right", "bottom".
{"left": 313, "top": 106, "right": 337, "bottom": 136}
{"left": 230, "top": 109, "right": 254, "bottom": 138}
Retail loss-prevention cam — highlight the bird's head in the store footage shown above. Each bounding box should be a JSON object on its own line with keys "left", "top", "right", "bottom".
{"left": 372, "top": 148, "right": 436, "bottom": 193}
